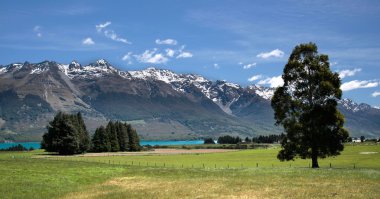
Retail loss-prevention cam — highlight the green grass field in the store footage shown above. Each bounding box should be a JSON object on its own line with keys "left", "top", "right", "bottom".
{"left": 1, "top": 144, "right": 379, "bottom": 198}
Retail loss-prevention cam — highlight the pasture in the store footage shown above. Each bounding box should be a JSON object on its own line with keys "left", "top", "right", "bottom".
{"left": 0, "top": 144, "right": 379, "bottom": 198}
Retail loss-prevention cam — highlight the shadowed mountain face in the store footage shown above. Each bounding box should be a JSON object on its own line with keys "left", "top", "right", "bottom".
{"left": 0, "top": 60, "right": 379, "bottom": 141}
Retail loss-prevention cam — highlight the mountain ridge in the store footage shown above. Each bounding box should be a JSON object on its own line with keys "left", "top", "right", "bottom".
{"left": 1, "top": 60, "right": 379, "bottom": 141}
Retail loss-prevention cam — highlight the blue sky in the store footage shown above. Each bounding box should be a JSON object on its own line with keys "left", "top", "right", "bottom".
{"left": 1, "top": 0, "right": 379, "bottom": 106}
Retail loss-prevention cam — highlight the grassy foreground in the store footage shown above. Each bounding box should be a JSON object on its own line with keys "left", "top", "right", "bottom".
{"left": 0, "top": 144, "right": 379, "bottom": 198}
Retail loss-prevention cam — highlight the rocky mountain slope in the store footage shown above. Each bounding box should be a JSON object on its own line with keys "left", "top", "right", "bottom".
{"left": 0, "top": 60, "right": 379, "bottom": 141}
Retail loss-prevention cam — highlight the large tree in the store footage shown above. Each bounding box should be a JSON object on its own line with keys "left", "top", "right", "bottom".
{"left": 41, "top": 112, "right": 90, "bottom": 155}
{"left": 271, "top": 43, "right": 349, "bottom": 168}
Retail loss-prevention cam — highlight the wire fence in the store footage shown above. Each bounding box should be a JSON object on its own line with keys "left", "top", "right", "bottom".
{"left": 8, "top": 155, "right": 363, "bottom": 170}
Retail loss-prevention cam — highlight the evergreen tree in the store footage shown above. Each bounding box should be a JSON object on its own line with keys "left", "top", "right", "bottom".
{"left": 41, "top": 112, "right": 91, "bottom": 155}
{"left": 116, "top": 121, "right": 129, "bottom": 151}
{"left": 76, "top": 112, "right": 90, "bottom": 152}
{"left": 106, "top": 121, "right": 120, "bottom": 152}
{"left": 126, "top": 124, "right": 141, "bottom": 151}
{"left": 204, "top": 138, "right": 215, "bottom": 144}
{"left": 271, "top": 43, "right": 349, "bottom": 168}
{"left": 91, "top": 126, "right": 111, "bottom": 152}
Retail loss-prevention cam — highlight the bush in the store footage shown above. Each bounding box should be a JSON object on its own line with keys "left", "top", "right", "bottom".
{"left": 203, "top": 138, "right": 215, "bottom": 144}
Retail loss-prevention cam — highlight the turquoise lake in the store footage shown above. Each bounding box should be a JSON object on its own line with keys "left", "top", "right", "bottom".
{"left": 0, "top": 140, "right": 204, "bottom": 150}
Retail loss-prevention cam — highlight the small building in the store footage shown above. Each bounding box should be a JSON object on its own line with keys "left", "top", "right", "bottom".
{"left": 352, "top": 138, "right": 361, "bottom": 143}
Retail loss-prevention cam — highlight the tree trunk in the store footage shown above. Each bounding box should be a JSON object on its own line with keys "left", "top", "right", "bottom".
{"left": 311, "top": 154, "right": 319, "bottom": 168}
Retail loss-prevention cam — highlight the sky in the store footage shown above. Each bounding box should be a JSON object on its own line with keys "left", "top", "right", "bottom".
{"left": 0, "top": 0, "right": 379, "bottom": 106}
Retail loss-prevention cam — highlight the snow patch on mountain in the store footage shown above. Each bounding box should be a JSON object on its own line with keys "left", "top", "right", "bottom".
{"left": 339, "top": 98, "right": 372, "bottom": 112}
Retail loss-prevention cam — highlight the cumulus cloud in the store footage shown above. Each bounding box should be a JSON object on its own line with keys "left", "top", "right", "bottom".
{"left": 256, "top": 49, "right": 284, "bottom": 59}
{"left": 122, "top": 52, "right": 133, "bottom": 64}
{"left": 257, "top": 76, "right": 284, "bottom": 87}
{"left": 82, "top": 37, "right": 95, "bottom": 45}
{"left": 243, "top": 63, "right": 256, "bottom": 69}
{"left": 371, "top": 91, "right": 380, "bottom": 97}
{"left": 95, "top": 21, "right": 131, "bottom": 44}
{"left": 134, "top": 48, "right": 168, "bottom": 64}
{"left": 33, "top": 25, "right": 42, "bottom": 37}
{"left": 341, "top": 80, "right": 379, "bottom": 91}
{"left": 248, "top": 75, "right": 262, "bottom": 82}
{"left": 165, "top": 49, "right": 175, "bottom": 57}
{"left": 96, "top": 21, "right": 111, "bottom": 32}
{"left": 338, "top": 68, "right": 362, "bottom": 79}
{"left": 213, "top": 63, "right": 220, "bottom": 69}
{"left": 122, "top": 45, "right": 192, "bottom": 64}
{"left": 177, "top": 51, "right": 193, "bottom": 58}
{"left": 155, "top": 39, "right": 178, "bottom": 45}
{"left": 104, "top": 30, "right": 131, "bottom": 44}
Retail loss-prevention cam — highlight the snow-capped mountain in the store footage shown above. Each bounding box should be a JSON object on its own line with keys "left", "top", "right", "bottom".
{"left": 0, "top": 60, "right": 379, "bottom": 141}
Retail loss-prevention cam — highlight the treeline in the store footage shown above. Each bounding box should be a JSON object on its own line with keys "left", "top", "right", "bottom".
{"left": 217, "top": 135, "right": 242, "bottom": 144}
{"left": 0, "top": 144, "right": 34, "bottom": 151}
{"left": 92, "top": 121, "right": 140, "bottom": 152}
{"left": 41, "top": 112, "right": 140, "bottom": 155}
{"left": 250, "top": 134, "right": 283, "bottom": 143}
{"left": 204, "top": 134, "right": 283, "bottom": 144}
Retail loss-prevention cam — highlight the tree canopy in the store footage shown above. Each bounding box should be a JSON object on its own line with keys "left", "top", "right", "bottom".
{"left": 271, "top": 43, "right": 349, "bottom": 168}
{"left": 41, "top": 112, "right": 90, "bottom": 155}
{"left": 91, "top": 121, "right": 140, "bottom": 152}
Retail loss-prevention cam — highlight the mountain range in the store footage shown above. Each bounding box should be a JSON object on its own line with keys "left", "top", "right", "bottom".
{"left": 0, "top": 60, "right": 379, "bottom": 141}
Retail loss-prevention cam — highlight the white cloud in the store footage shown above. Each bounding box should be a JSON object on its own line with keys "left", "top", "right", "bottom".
{"left": 177, "top": 51, "right": 193, "bottom": 59}
{"left": 82, "top": 37, "right": 95, "bottom": 45}
{"left": 256, "top": 49, "right": 284, "bottom": 59}
{"left": 104, "top": 30, "right": 131, "bottom": 44}
{"left": 371, "top": 91, "right": 380, "bottom": 97}
{"left": 243, "top": 63, "right": 256, "bottom": 69}
{"left": 341, "top": 80, "right": 379, "bottom": 91}
{"left": 134, "top": 48, "right": 168, "bottom": 64}
{"left": 122, "top": 52, "right": 133, "bottom": 64}
{"left": 338, "top": 68, "right": 362, "bottom": 79}
{"left": 95, "top": 21, "right": 131, "bottom": 44}
{"left": 213, "top": 63, "right": 220, "bottom": 69}
{"left": 96, "top": 21, "right": 111, "bottom": 32}
{"left": 238, "top": 62, "right": 243, "bottom": 65}
{"left": 155, "top": 39, "right": 178, "bottom": 45}
{"left": 165, "top": 49, "right": 175, "bottom": 57}
{"left": 257, "top": 76, "right": 284, "bottom": 87}
{"left": 248, "top": 75, "right": 262, "bottom": 82}
{"left": 33, "top": 25, "right": 42, "bottom": 37}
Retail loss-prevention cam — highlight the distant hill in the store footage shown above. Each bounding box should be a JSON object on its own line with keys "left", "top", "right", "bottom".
{"left": 0, "top": 60, "right": 379, "bottom": 141}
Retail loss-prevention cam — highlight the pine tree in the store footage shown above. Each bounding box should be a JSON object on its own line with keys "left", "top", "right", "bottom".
{"left": 91, "top": 126, "right": 111, "bottom": 152}
{"left": 76, "top": 112, "right": 90, "bottom": 152}
{"left": 126, "top": 124, "right": 140, "bottom": 151}
{"left": 116, "top": 121, "right": 129, "bottom": 151}
{"left": 41, "top": 112, "right": 91, "bottom": 155}
{"left": 106, "top": 121, "right": 120, "bottom": 152}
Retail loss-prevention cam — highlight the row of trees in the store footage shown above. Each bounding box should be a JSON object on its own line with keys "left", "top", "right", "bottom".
{"left": 0, "top": 144, "right": 34, "bottom": 151}
{"left": 92, "top": 121, "right": 140, "bottom": 152}
{"left": 204, "top": 134, "right": 284, "bottom": 145}
{"left": 41, "top": 112, "right": 140, "bottom": 155}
